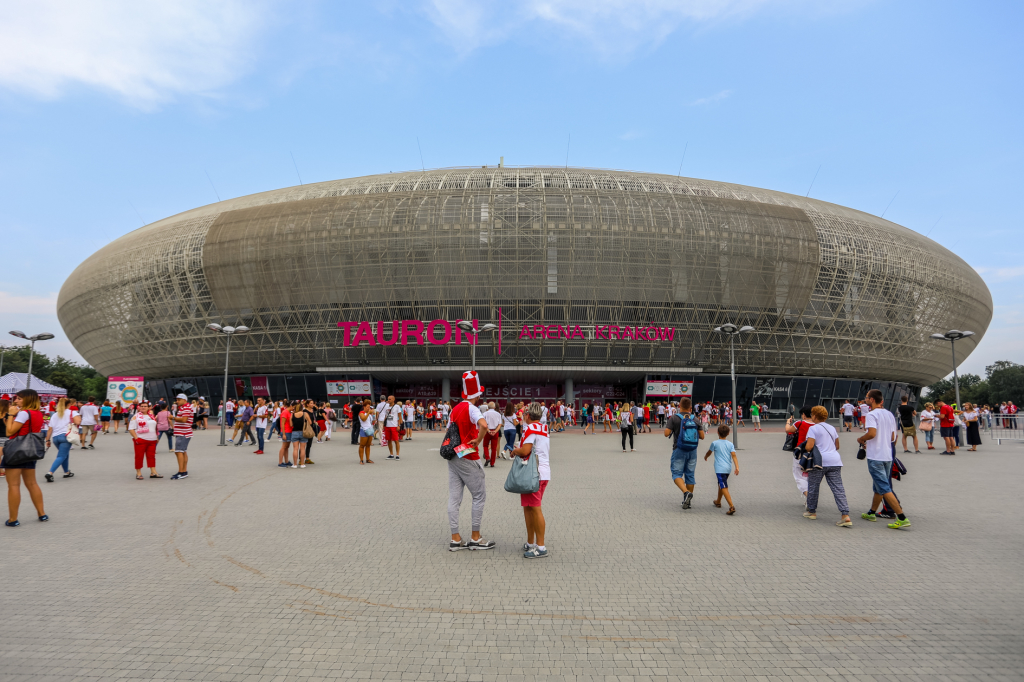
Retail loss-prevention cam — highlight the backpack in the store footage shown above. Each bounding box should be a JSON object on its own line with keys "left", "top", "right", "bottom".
{"left": 439, "top": 410, "right": 462, "bottom": 460}
{"left": 675, "top": 413, "right": 699, "bottom": 450}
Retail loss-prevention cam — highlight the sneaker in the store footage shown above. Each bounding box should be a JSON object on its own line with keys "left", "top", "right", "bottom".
{"left": 278, "top": 462, "right": 290, "bottom": 467}
{"left": 170, "top": 472, "right": 188, "bottom": 480}
{"left": 448, "top": 540, "right": 466, "bottom": 551}
{"left": 861, "top": 511, "right": 877, "bottom": 521}
{"left": 227, "top": 439, "right": 233, "bottom": 443}
{"left": 523, "top": 547, "right": 548, "bottom": 559}
{"left": 394, "top": 456, "right": 400, "bottom": 461}
{"left": 387, "top": 455, "right": 396, "bottom": 460}
{"left": 887, "top": 518, "right": 911, "bottom": 530}
{"left": 290, "top": 465, "right": 297, "bottom": 469}
{"left": 836, "top": 519, "right": 853, "bottom": 528}
{"left": 299, "top": 464, "right": 306, "bottom": 468}
{"left": 466, "top": 538, "right": 496, "bottom": 550}
{"left": 803, "top": 511, "right": 817, "bottom": 519}
{"left": 87, "top": 444, "right": 94, "bottom": 449}
{"left": 682, "top": 492, "right": 693, "bottom": 509}
{"left": 523, "top": 543, "right": 534, "bottom": 551}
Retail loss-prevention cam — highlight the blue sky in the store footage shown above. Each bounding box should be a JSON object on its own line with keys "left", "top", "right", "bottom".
{"left": 1, "top": 0, "right": 1020, "bottom": 380}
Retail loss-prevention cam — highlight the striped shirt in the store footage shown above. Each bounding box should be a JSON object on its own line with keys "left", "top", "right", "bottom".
{"left": 173, "top": 404, "right": 194, "bottom": 437}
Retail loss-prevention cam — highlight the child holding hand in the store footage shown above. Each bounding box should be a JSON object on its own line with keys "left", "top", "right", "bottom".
{"left": 705, "top": 424, "right": 739, "bottom": 515}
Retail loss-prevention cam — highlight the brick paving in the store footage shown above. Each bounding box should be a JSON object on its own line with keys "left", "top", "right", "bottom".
{"left": 1, "top": 423, "right": 1022, "bottom": 681}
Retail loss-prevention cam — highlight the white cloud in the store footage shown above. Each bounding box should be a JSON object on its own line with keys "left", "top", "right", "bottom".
{"left": 426, "top": 0, "right": 776, "bottom": 54}
{"left": 0, "top": 290, "right": 58, "bottom": 316}
{"left": 975, "top": 266, "right": 1024, "bottom": 282}
{"left": 0, "top": 0, "right": 270, "bottom": 109}
{"left": 689, "top": 89, "right": 733, "bottom": 106}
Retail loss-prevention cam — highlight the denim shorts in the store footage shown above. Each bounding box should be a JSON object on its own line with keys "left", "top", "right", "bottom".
{"left": 289, "top": 431, "right": 307, "bottom": 443}
{"left": 174, "top": 436, "right": 191, "bottom": 452}
{"left": 670, "top": 447, "right": 698, "bottom": 484}
{"left": 867, "top": 459, "right": 892, "bottom": 495}
{"left": 359, "top": 427, "right": 374, "bottom": 438}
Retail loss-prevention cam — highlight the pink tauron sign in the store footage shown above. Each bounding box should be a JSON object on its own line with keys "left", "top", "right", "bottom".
{"left": 337, "top": 319, "right": 677, "bottom": 347}
{"left": 337, "top": 320, "right": 480, "bottom": 347}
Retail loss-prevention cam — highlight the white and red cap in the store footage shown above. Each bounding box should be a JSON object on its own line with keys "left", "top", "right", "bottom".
{"left": 461, "top": 371, "right": 484, "bottom": 400}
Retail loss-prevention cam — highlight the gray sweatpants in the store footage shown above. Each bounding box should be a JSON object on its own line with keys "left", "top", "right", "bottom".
{"left": 448, "top": 456, "right": 486, "bottom": 535}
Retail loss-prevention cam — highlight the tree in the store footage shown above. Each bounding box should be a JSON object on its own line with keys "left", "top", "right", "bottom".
{"left": 988, "top": 363, "right": 1024, "bottom": 405}
{"left": 48, "top": 370, "right": 84, "bottom": 400}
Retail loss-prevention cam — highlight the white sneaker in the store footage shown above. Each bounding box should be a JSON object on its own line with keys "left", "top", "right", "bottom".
{"left": 300, "top": 464, "right": 306, "bottom": 468}
{"left": 290, "top": 465, "right": 297, "bottom": 468}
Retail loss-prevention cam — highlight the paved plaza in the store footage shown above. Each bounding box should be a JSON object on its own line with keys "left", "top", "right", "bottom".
{"left": 1, "top": 423, "right": 1022, "bottom": 681}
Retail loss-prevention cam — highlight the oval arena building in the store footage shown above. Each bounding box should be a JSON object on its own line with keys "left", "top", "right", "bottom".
{"left": 57, "top": 167, "right": 992, "bottom": 413}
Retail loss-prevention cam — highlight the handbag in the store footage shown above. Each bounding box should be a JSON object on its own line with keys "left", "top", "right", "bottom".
{"left": 918, "top": 420, "right": 932, "bottom": 432}
{"left": 782, "top": 432, "right": 797, "bottom": 452}
{"left": 65, "top": 423, "right": 82, "bottom": 446}
{"left": 504, "top": 451, "right": 540, "bottom": 494}
{"left": 2, "top": 432, "right": 46, "bottom": 467}
{"left": 302, "top": 418, "right": 316, "bottom": 440}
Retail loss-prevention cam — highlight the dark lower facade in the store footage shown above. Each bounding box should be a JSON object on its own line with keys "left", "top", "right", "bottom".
{"left": 145, "top": 370, "right": 919, "bottom": 418}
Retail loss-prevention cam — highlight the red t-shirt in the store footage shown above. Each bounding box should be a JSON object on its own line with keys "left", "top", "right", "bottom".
{"left": 281, "top": 409, "right": 292, "bottom": 433}
{"left": 939, "top": 405, "right": 955, "bottom": 428}
{"left": 450, "top": 401, "right": 482, "bottom": 461}
{"left": 14, "top": 410, "right": 45, "bottom": 436}
{"left": 795, "top": 419, "right": 812, "bottom": 443}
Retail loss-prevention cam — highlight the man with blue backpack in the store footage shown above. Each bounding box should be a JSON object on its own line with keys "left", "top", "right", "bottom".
{"left": 664, "top": 397, "right": 705, "bottom": 509}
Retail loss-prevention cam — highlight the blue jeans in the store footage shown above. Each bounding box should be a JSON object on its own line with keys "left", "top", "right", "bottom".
{"left": 867, "top": 459, "right": 893, "bottom": 495}
{"left": 160, "top": 429, "right": 173, "bottom": 449}
{"left": 671, "top": 447, "right": 698, "bottom": 485}
{"left": 923, "top": 427, "right": 934, "bottom": 445}
{"left": 226, "top": 413, "right": 235, "bottom": 427}
{"left": 49, "top": 434, "right": 71, "bottom": 474}
{"left": 503, "top": 428, "right": 516, "bottom": 451}
{"left": 256, "top": 427, "right": 265, "bottom": 451}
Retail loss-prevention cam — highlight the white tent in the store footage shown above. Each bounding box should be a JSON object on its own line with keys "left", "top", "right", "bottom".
{"left": 0, "top": 372, "right": 68, "bottom": 397}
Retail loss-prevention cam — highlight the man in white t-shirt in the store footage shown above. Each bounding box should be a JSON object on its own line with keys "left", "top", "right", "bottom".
{"left": 79, "top": 398, "right": 100, "bottom": 449}
{"left": 403, "top": 400, "right": 415, "bottom": 440}
{"left": 858, "top": 401, "right": 869, "bottom": 430}
{"left": 841, "top": 400, "right": 856, "bottom": 432}
{"left": 375, "top": 395, "right": 388, "bottom": 442}
{"left": 857, "top": 389, "right": 910, "bottom": 529}
{"left": 540, "top": 403, "right": 549, "bottom": 424}
{"left": 380, "top": 396, "right": 403, "bottom": 459}
{"left": 254, "top": 397, "right": 269, "bottom": 454}
{"left": 482, "top": 401, "right": 502, "bottom": 467}
{"left": 225, "top": 399, "right": 236, "bottom": 428}
{"left": 512, "top": 401, "right": 551, "bottom": 559}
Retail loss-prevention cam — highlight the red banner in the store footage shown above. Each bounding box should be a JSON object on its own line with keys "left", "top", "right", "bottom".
{"left": 234, "top": 378, "right": 247, "bottom": 397}
{"left": 250, "top": 376, "right": 269, "bottom": 397}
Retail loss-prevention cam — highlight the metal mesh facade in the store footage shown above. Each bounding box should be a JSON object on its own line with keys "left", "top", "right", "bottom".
{"left": 57, "top": 167, "right": 992, "bottom": 386}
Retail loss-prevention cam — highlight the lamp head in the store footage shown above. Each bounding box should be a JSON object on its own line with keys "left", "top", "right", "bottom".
{"left": 31, "top": 333, "right": 55, "bottom": 341}
{"left": 716, "top": 323, "right": 739, "bottom": 335}
{"left": 929, "top": 333, "right": 947, "bottom": 340}
{"left": 479, "top": 323, "right": 498, "bottom": 333}
{"left": 222, "top": 326, "right": 236, "bottom": 334}
{"left": 207, "top": 323, "right": 223, "bottom": 332}
{"left": 739, "top": 326, "right": 755, "bottom": 334}
{"left": 9, "top": 331, "right": 27, "bottom": 340}
{"left": 456, "top": 320, "right": 475, "bottom": 332}
{"left": 234, "top": 326, "right": 250, "bottom": 334}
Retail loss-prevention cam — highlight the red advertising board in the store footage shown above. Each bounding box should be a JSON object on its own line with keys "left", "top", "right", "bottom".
{"left": 250, "top": 376, "right": 270, "bottom": 397}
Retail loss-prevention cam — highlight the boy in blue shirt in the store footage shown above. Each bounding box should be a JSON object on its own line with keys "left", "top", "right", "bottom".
{"left": 704, "top": 424, "right": 739, "bottom": 514}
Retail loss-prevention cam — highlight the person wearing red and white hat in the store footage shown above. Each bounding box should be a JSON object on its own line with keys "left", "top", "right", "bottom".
{"left": 447, "top": 371, "right": 495, "bottom": 552}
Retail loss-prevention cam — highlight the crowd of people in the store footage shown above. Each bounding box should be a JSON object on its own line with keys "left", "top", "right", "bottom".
{"left": 2, "top": 379, "right": 1015, "bottom": 547}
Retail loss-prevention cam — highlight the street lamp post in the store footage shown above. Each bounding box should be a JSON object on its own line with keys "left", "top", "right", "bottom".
{"left": 456, "top": 320, "right": 499, "bottom": 371}
{"left": 713, "top": 323, "right": 755, "bottom": 449}
{"left": 930, "top": 329, "right": 975, "bottom": 409}
{"left": 8, "top": 331, "right": 55, "bottom": 390}
{"left": 206, "top": 323, "right": 250, "bottom": 446}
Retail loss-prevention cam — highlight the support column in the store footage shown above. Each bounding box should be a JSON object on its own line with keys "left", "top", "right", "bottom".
{"left": 564, "top": 378, "right": 574, "bottom": 406}
{"left": 442, "top": 377, "right": 451, "bottom": 403}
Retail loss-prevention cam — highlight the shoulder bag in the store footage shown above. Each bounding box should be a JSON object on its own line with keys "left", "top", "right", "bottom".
{"left": 65, "top": 421, "right": 82, "bottom": 446}
{"left": 302, "top": 415, "right": 316, "bottom": 440}
{"left": 504, "top": 449, "right": 540, "bottom": 494}
{"left": 3, "top": 411, "right": 46, "bottom": 467}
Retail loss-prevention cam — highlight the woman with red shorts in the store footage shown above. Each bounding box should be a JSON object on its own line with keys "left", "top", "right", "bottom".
{"left": 512, "top": 402, "right": 551, "bottom": 559}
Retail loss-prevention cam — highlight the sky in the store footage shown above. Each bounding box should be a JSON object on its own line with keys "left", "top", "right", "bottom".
{"left": 0, "top": 0, "right": 1020, "bottom": 382}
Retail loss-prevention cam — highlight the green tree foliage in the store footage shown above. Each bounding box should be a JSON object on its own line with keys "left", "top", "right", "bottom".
{"left": 924, "top": 361, "right": 1024, "bottom": 407}
{"left": 1, "top": 344, "right": 105, "bottom": 400}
